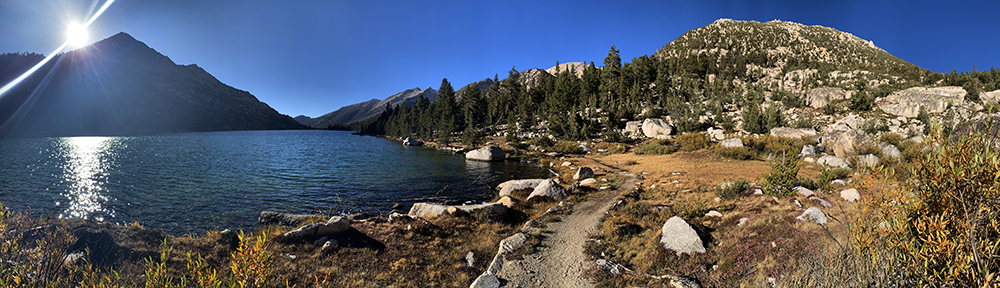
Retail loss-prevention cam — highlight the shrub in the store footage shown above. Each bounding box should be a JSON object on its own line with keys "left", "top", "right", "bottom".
{"left": 860, "top": 119, "right": 889, "bottom": 135}
{"left": 742, "top": 134, "right": 805, "bottom": 155}
{"left": 879, "top": 133, "right": 904, "bottom": 146}
{"left": 853, "top": 142, "right": 882, "bottom": 156}
{"left": 537, "top": 136, "right": 555, "bottom": 148}
{"left": 714, "top": 179, "right": 749, "bottom": 200}
{"left": 851, "top": 122, "right": 1000, "bottom": 286}
{"left": 633, "top": 140, "right": 676, "bottom": 155}
{"left": 596, "top": 142, "right": 627, "bottom": 154}
{"left": 817, "top": 167, "right": 852, "bottom": 186}
{"left": 552, "top": 141, "right": 585, "bottom": 154}
{"left": 760, "top": 148, "right": 800, "bottom": 198}
{"left": 673, "top": 198, "right": 709, "bottom": 219}
{"left": 676, "top": 133, "right": 711, "bottom": 152}
{"left": 714, "top": 146, "right": 757, "bottom": 160}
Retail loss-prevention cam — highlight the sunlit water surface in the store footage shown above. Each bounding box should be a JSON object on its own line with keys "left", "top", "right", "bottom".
{"left": 0, "top": 130, "right": 548, "bottom": 234}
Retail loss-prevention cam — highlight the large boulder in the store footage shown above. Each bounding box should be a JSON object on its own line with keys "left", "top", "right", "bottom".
{"left": 817, "top": 155, "right": 849, "bottom": 168}
{"left": 408, "top": 203, "right": 451, "bottom": 218}
{"left": 466, "top": 146, "right": 506, "bottom": 161}
{"left": 402, "top": 137, "right": 423, "bottom": 146}
{"left": 852, "top": 154, "right": 880, "bottom": 169}
{"left": 526, "top": 179, "right": 569, "bottom": 202}
{"left": 800, "top": 145, "right": 818, "bottom": 157}
{"left": 707, "top": 127, "right": 725, "bottom": 141}
{"left": 806, "top": 87, "right": 851, "bottom": 109}
{"left": 796, "top": 207, "right": 828, "bottom": 224}
{"left": 876, "top": 86, "right": 966, "bottom": 118}
{"left": 770, "top": 127, "right": 816, "bottom": 139}
{"left": 822, "top": 127, "right": 875, "bottom": 158}
{"left": 840, "top": 188, "right": 860, "bottom": 202}
{"left": 498, "top": 233, "right": 528, "bottom": 254}
{"left": 447, "top": 203, "right": 508, "bottom": 217}
{"left": 497, "top": 179, "right": 546, "bottom": 197}
{"left": 982, "top": 89, "right": 1000, "bottom": 103}
{"left": 573, "top": 167, "right": 594, "bottom": 180}
{"left": 720, "top": 138, "right": 744, "bottom": 148}
{"left": 283, "top": 216, "right": 351, "bottom": 238}
{"left": 624, "top": 121, "right": 642, "bottom": 134}
{"left": 659, "top": 216, "right": 706, "bottom": 255}
{"left": 879, "top": 142, "right": 902, "bottom": 159}
{"left": 258, "top": 211, "right": 323, "bottom": 227}
{"left": 469, "top": 273, "right": 500, "bottom": 288}
{"left": 642, "top": 118, "right": 674, "bottom": 138}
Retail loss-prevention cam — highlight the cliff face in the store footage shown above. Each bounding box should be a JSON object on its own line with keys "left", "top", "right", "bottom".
{"left": 0, "top": 32, "right": 304, "bottom": 137}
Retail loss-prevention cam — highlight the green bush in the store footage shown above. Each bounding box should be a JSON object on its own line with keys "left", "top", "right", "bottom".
{"left": 760, "top": 149, "right": 800, "bottom": 198}
{"left": 552, "top": 141, "right": 585, "bottom": 154}
{"left": 633, "top": 143, "right": 676, "bottom": 155}
{"left": 676, "top": 133, "right": 711, "bottom": 152}
{"left": 714, "top": 179, "right": 749, "bottom": 200}
{"left": 878, "top": 133, "right": 904, "bottom": 146}
{"left": 714, "top": 146, "right": 757, "bottom": 160}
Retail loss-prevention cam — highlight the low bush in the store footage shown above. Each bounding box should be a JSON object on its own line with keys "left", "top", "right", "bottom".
{"left": 676, "top": 133, "right": 711, "bottom": 152}
{"left": 878, "top": 133, "right": 904, "bottom": 146}
{"left": 633, "top": 142, "right": 676, "bottom": 155}
{"left": 552, "top": 141, "right": 585, "bottom": 154}
{"left": 595, "top": 142, "right": 627, "bottom": 154}
{"left": 760, "top": 149, "right": 800, "bottom": 198}
{"left": 714, "top": 146, "right": 757, "bottom": 160}
{"left": 742, "top": 134, "right": 806, "bottom": 156}
{"left": 714, "top": 179, "right": 749, "bottom": 200}
{"left": 672, "top": 198, "right": 709, "bottom": 219}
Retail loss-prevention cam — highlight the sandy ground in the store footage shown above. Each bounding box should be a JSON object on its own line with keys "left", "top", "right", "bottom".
{"left": 497, "top": 159, "right": 635, "bottom": 288}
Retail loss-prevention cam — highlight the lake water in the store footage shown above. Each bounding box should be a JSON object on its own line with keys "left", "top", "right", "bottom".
{"left": 0, "top": 130, "right": 549, "bottom": 235}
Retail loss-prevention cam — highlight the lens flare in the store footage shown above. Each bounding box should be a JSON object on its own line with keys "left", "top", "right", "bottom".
{"left": 0, "top": 0, "right": 116, "bottom": 98}
{"left": 67, "top": 22, "right": 89, "bottom": 48}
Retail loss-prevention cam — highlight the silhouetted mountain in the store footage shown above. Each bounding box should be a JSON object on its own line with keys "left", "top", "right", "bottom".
{"left": 0, "top": 32, "right": 304, "bottom": 137}
{"left": 305, "top": 87, "right": 438, "bottom": 128}
{"left": 292, "top": 115, "right": 312, "bottom": 124}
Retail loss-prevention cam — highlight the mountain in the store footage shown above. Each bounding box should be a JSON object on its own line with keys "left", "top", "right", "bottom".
{"left": 292, "top": 115, "right": 312, "bottom": 124}
{"left": 455, "top": 78, "right": 494, "bottom": 98}
{"left": 0, "top": 32, "right": 303, "bottom": 137}
{"left": 304, "top": 87, "right": 438, "bottom": 128}
{"left": 545, "top": 62, "right": 586, "bottom": 78}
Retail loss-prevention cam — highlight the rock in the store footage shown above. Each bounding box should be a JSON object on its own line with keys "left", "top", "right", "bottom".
{"left": 283, "top": 216, "right": 351, "bottom": 238}
{"left": 258, "top": 211, "right": 322, "bottom": 227}
{"left": 831, "top": 179, "right": 847, "bottom": 186}
{"left": 877, "top": 86, "right": 967, "bottom": 118}
{"left": 313, "top": 236, "right": 329, "bottom": 247}
{"left": 466, "top": 146, "right": 506, "bottom": 161}
{"left": 526, "top": 179, "right": 569, "bottom": 202}
{"left": 497, "top": 179, "right": 546, "bottom": 197}
{"left": 823, "top": 128, "right": 875, "bottom": 158}
{"left": 625, "top": 121, "right": 643, "bottom": 134}
{"left": 796, "top": 207, "right": 828, "bottom": 224}
{"left": 407, "top": 203, "right": 451, "bottom": 219}
{"left": 659, "top": 216, "right": 706, "bottom": 255}
{"left": 573, "top": 167, "right": 594, "bottom": 180}
{"left": 794, "top": 186, "right": 814, "bottom": 198}
{"left": 67, "top": 228, "right": 118, "bottom": 266}
{"left": 401, "top": 137, "right": 423, "bottom": 146}
{"left": 803, "top": 156, "right": 815, "bottom": 163}
{"left": 840, "top": 188, "right": 860, "bottom": 202}
{"left": 720, "top": 138, "right": 744, "bottom": 148}
{"left": 737, "top": 217, "right": 749, "bottom": 227}
{"left": 320, "top": 239, "right": 338, "bottom": 253}
{"left": 469, "top": 273, "right": 500, "bottom": 288}
{"left": 388, "top": 212, "right": 413, "bottom": 223}
{"left": 642, "top": 118, "right": 674, "bottom": 138}
{"left": 580, "top": 178, "right": 598, "bottom": 185}
{"left": 596, "top": 259, "right": 630, "bottom": 275}
{"left": 707, "top": 127, "right": 725, "bottom": 141}
{"left": 852, "top": 154, "right": 880, "bottom": 169}
{"left": 487, "top": 253, "right": 504, "bottom": 275}
{"left": 670, "top": 276, "right": 701, "bottom": 288}
{"left": 879, "top": 142, "right": 901, "bottom": 159}
{"left": 817, "top": 155, "right": 849, "bottom": 168}
{"left": 496, "top": 196, "right": 516, "bottom": 208}
{"left": 982, "top": 89, "right": 1000, "bottom": 103}
{"left": 799, "top": 145, "right": 818, "bottom": 157}
{"left": 498, "top": 233, "right": 528, "bottom": 254}
{"left": 705, "top": 210, "right": 722, "bottom": 218}
{"left": 770, "top": 127, "right": 816, "bottom": 139}
{"left": 810, "top": 196, "right": 834, "bottom": 208}
{"left": 446, "top": 203, "right": 508, "bottom": 217}
{"left": 561, "top": 161, "right": 572, "bottom": 167}
{"left": 466, "top": 251, "right": 476, "bottom": 267}
{"left": 346, "top": 213, "right": 370, "bottom": 221}
{"left": 806, "top": 87, "right": 850, "bottom": 109}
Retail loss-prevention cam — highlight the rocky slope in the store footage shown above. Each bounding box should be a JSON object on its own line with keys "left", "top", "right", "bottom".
{"left": 304, "top": 87, "right": 438, "bottom": 129}
{"left": 0, "top": 32, "right": 304, "bottom": 137}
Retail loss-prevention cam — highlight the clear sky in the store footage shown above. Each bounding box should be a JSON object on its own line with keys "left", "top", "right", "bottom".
{"left": 1, "top": 0, "right": 998, "bottom": 118}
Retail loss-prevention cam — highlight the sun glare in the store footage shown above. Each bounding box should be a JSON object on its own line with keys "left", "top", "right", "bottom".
{"left": 67, "top": 22, "right": 89, "bottom": 48}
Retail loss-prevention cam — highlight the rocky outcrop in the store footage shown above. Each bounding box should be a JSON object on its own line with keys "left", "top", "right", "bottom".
{"left": 526, "top": 179, "right": 569, "bottom": 202}
{"left": 283, "top": 216, "right": 351, "bottom": 238}
{"left": 720, "top": 138, "right": 744, "bottom": 148}
{"left": 707, "top": 127, "right": 725, "bottom": 141}
{"left": 822, "top": 127, "right": 875, "bottom": 158}
{"left": 982, "top": 89, "right": 1000, "bottom": 103}
{"left": 545, "top": 62, "right": 587, "bottom": 78}
{"left": 817, "top": 155, "right": 849, "bottom": 168}
{"left": 805, "top": 87, "right": 850, "bottom": 109}
{"left": 642, "top": 118, "right": 674, "bottom": 138}
{"left": 876, "top": 86, "right": 966, "bottom": 118}
{"left": 402, "top": 137, "right": 424, "bottom": 146}
{"left": 498, "top": 233, "right": 528, "bottom": 254}
{"left": 497, "top": 179, "right": 546, "bottom": 196}
{"left": 770, "top": 127, "right": 816, "bottom": 139}
{"left": 659, "top": 216, "right": 705, "bottom": 255}
{"left": 407, "top": 203, "right": 451, "bottom": 219}
{"left": 409, "top": 202, "right": 508, "bottom": 219}
{"left": 466, "top": 146, "right": 506, "bottom": 161}
{"left": 625, "top": 121, "right": 642, "bottom": 134}
{"left": 879, "top": 142, "right": 901, "bottom": 159}
{"left": 258, "top": 211, "right": 324, "bottom": 227}
{"left": 573, "top": 167, "right": 594, "bottom": 180}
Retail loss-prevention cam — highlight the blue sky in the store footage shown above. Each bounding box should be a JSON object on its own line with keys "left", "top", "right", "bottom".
{"left": 1, "top": 0, "right": 998, "bottom": 118}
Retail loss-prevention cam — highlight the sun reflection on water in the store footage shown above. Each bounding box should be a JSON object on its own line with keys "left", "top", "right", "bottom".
{"left": 57, "top": 136, "right": 115, "bottom": 221}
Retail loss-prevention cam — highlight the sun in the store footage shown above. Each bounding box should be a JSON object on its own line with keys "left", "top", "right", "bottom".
{"left": 66, "top": 22, "right": 89, "bottom": 48}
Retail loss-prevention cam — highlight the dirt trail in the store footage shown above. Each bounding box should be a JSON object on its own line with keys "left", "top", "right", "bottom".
{"left": 497, "top": 160, "right": 636, "bottom": 288}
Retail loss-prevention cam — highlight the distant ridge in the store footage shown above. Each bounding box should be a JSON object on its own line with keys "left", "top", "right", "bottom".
{"left": 0, "top": 32, "right": 304, "bottom": 137}
{"left": 304, "top": 87, "right": 438, "bottom": 129}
